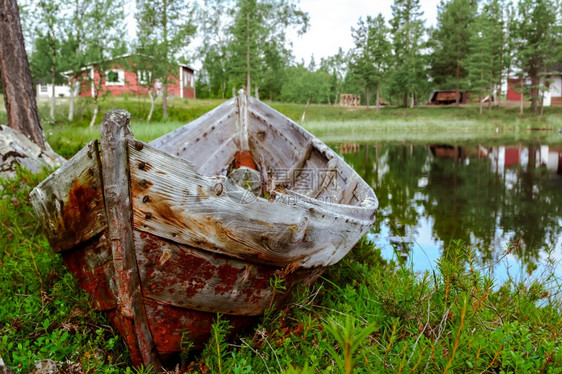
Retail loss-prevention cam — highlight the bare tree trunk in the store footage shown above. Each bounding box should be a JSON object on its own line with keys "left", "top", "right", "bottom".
{"left": 90, "top": 99, "right": 99, "bottom": 128}
{"left": 68, "top": 79, "right": 75, "bottom": 121}
{"left": 365, "top": 87, "right": 370, "bottom": 107}
{"left": 0, "top": 0, "right": 46, "bottom": 150}
{"left": 147, "top": 90, "right": 155, "bottom": 122}
{"left": 496, "top": 86, "right": 501, "bottom": 107}
{"left": 530, "top": 76, "right": 539, "bottom": 113}
{"left": 300, "top": 99, "right": 310, "bottom": 122}
{"left": 246, "top": 12, "right": 251, "bottom": 96}
{"left": 410, "top": 93, "right": 415, "bottom": 108}
{"left": 162, "top": 84, "right": 168, "bottom": 119}
{"left": 50, "top": 69, "right": 56, "bottom": 121}
{"left": 519, "top": 78, "right": 524, "bottom": 115}
{"left": 539, "top": 86, "right": 545, "bottom": 118}
{"left": 455, "top": 52, "right": 460, "bottom": 107}
{"left": 455, "top": 84, "right": 460, "bottom": 107}
{"left": 376, "top": 85, "right": 380, "bottom": 113}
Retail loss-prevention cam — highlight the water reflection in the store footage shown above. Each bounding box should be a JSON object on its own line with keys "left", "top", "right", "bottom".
{"left": 337, "top": 143, "right": 562, "bottom": 281}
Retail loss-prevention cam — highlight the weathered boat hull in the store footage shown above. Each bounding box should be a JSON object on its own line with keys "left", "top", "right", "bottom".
{"left": 30, "top": 94, "right": 377, "bottom": 368}
{"left": 61, "top": 229, "right": 323, "bottom": 362}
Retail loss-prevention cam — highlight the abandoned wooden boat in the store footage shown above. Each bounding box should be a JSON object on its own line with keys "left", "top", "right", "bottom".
{"left": 29, "top": 92, "right": 378, "bottom": 368}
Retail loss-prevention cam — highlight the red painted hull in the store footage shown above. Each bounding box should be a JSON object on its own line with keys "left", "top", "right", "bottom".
{"left": 61, "top": 230, "right": 324, "bottom": 364}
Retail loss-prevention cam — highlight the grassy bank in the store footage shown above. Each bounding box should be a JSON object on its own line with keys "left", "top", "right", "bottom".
{"left": 0, "top": 169, "right": 561, "bottom": 373}
{"left": 2, "top": 96, "right": 561, "bottom": 159}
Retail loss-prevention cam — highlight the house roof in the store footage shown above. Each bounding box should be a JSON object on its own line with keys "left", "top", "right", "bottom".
{"left": 62, "top": 53, "right": 196, "bottom": 76}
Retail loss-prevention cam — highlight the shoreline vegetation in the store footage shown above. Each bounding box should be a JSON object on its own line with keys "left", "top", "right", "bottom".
{"left": 2, "top": 95, "right": 562, "bottom": 159}
{"left": 1, "top": 96, "right": 561, "bottom": 372}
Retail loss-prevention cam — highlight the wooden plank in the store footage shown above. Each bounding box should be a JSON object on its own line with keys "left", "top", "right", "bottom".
{"left": 194, "top": 134, "right": 238, "bottom": 176}
{"left": 30, "top": 140, "right": 107, "bottom": 252}
{"left": 272, "top": 138, "right": 313, "bottom": 188}
{"left": 150, "top": 99, "right": 237, "bottom": 155}
{"left": 129, "top": 141, "right": 374, "bottom": 268}
{"left": 135, "top": 231, "right": 325, "bottom": 316}
{"left": 99, "top": 110, "right": 161, "bottom": 369}
{"left": 249, "top": 96, "right": 311, "bottom": 150}
{"left": 237, "top": 91, "right": 249, "bottom": 151}
{"left": 247, "top": 110, "right": 301, "bottom": 170}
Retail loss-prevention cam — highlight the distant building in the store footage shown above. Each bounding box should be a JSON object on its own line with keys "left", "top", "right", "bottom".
{"left": 35, "top": 79, "right": 74, "bottom": 98}
{"left": 428, "top": 90, "right": 470, "bottom": 105}
{"left": 506, "top": 64, "right": 561, "bottom": 106}
{"left": 73, "top": 54, "right": 196, "bottom": 99}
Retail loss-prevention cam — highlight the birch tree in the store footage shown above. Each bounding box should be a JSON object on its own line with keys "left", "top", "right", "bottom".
{"left": 136, "top": 0, "right": 196, "bottom": 119}
{"left": 34, "top": 0, "right": 63, "bottom": 121}
{"left": 431, "top": 0, "right": 477, "bottom": 106}
{"left": 389, "top": 0, "right": 428, "bottom": 108}
{"left": 83, "top": 0, "right": 126, "bottom": 127}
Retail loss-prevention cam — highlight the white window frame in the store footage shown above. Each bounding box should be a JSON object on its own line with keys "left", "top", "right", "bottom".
{"left": 40, "top": 84, "right": 48, "bottom": 93}
{"left": 183, "top": 71, "right": 191, "bottom": 87}
{"left": 137, "top": 70, "right": 152, "bottom": 85}
{"left": 105, "top": 69, "right": 125, "bottom": 86}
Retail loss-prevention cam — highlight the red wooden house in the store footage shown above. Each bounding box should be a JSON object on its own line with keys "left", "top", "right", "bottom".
{"left": 77, "top": 55, "right": 196, "bottom": 99}
{"left": 507, "top": 65, "right": 562, "bottom": 106}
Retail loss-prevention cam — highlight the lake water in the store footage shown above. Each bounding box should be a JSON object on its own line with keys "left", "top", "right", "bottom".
{"left": 335, "top": 143, "right": 562, "bottom": 283}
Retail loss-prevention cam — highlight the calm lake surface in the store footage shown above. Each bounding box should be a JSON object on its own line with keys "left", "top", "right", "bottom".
{"left": 335, "top": 142, "right": 562, "bottom": 282}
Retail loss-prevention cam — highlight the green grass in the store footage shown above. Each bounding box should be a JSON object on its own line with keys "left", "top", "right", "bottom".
{"left": 0, "top": 169, "right": 561, "bottom": 373}
{"left": 16, "top": 96, "right": 558, "bottom": 158}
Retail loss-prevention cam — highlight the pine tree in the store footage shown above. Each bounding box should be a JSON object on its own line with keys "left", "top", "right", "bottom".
{"left": 389, "top": 0, "right": 428, "bottom": 107}
{"left": 465, "top": 12, "right": 495, "bottom": 114}
{"left": 320, "top": 48, "right": 349, "bottom": 105}
{"left": 350, "top": 14, "right": 392, "bottom": 111}
{"left": 228, "top": 0, "right": 262, "bottom": 94}
{"left": 431, "top": 0, "right": 477, "bottom": 106}
{"left": 198, "top": 0, "right": 308, "bottom": 98}
{"left": 512, "top": 0, "right": 560, "bottom": 113}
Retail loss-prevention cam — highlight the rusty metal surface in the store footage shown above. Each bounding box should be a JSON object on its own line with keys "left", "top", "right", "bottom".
{"left": 136, "top": 231, "right": 325, "bottom": 316}
{"left": 30, "top": 140, "right": 107, "bottom": 252}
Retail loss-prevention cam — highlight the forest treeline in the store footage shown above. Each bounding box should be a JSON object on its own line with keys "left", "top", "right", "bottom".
{"left": 20, "top": 0, "right": 562, "bottom": 116}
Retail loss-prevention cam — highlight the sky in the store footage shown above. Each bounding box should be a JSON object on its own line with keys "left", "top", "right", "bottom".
{"left": 125, "top": 0, "right": 441, "bottom": 68}
{"left": 287, "top": 0, "right": 440, "bottom": 63}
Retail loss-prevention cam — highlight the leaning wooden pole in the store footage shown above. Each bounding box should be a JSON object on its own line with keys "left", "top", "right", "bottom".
{"left": 100, "top": 110, "right": 161, "bottom": 370}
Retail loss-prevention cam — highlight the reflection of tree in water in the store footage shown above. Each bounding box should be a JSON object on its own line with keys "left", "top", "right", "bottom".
{"left": 338, "top": 143, "right": 562, "bottom": 270}
{"left": 341, "top": 144, "right": 429, "bottom": 242}
{"left": 423, "top": 147, "right": 499, "bottom": 264}
{"left": 498, "top": 146, "right": 562, "bottom": 263}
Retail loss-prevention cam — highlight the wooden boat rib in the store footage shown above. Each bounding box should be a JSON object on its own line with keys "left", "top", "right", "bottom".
{"left": 30, "top": 92, "right": 378, "bottom": 368}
